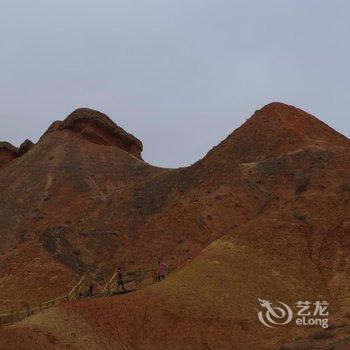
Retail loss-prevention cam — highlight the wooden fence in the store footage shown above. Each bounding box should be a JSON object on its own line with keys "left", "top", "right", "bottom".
{"left": 0, "top": 295, "right": 68, "bottom": 325}
{"left": 0, "top": 266, "right": 172, "bottom": 326}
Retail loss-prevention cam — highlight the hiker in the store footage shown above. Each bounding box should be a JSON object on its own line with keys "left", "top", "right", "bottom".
{"left": 116, "top": 266, "right": 125, "bottom": 291}
{"left": 157, "top": 258, "right": 166, "bottom": 282}
{"left": 87, "top": 284, "right": 94, "bottom": 297}
{"left": 78, "top": 284, "right": 94, "bottom": 299}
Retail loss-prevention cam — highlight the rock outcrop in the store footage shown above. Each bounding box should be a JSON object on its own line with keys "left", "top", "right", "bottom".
{"left": 0, "top": 141, "right": 18, "bottom": 168}
{"left": 44, "top": 108, "right": 143, "bottom": 159}
{"left": 0, "top": 139, "right": 35, "bottom": 168}
{"left": 17, "top": 139, "right": 34, "bottom": 157}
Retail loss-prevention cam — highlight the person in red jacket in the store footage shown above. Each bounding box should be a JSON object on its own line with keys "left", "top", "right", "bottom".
{"left": 157, "top": 258, "right": 166, "bottom": 282}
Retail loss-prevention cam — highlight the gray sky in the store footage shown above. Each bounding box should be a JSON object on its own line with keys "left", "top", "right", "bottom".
{"left": 1, "top": 1, "right": 349, "bottom": 167}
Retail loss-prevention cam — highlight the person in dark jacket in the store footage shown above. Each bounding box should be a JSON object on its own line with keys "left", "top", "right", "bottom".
{"left": 116, "top": 266, "right": 125, "bottom": 291}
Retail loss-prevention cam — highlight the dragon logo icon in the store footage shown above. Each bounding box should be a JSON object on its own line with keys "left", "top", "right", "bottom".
{"left": 257, "top": 298, "right": 293, "bottom": 328}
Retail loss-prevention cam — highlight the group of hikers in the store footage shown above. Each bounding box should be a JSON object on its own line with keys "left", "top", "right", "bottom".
{"left": 78, "top": 257, "right": 166, "bottom": 299}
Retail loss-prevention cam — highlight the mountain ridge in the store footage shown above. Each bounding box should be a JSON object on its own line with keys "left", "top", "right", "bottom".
{"left": 0, "top": 102, "right": 349, "bottom": 349}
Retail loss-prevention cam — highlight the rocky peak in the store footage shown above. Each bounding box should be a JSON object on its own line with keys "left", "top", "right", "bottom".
{"left": 0, "top": 139, "right": 35, "bottom": 168}
{"left": 18, "top": 139, "right": 35, "bottom": 157}
{"left": 0, "top": 141, "right": 18, "bottom": 168}
{"left": 44, "top": 108, "right": 143, "bottom": 159}
{"left": 203, "top": 102, "right": 349, "bottom": 165}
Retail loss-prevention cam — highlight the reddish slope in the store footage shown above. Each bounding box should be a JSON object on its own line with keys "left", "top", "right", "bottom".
{"left": 0, "top": 108, "right": 167, "bottom": 309}
{"left": 0, "top": 102, "right": 349, "bottom": 321}
{"left": 1, "top": 229, "right": 349, "bottom": 349}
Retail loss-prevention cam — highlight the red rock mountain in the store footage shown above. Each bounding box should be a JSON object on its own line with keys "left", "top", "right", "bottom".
{"left": 0, "top": 103, "right": 349, "bottom": 349}
{"left": 0, "top": 139, "right": 34, "bottom": 168}
{"left": 0, "top": 141, "right": 18, "bottom": 168}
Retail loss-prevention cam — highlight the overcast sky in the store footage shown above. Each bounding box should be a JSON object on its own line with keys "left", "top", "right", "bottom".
{"left": 0, "top": 1, "right": 349, "bottom": 167}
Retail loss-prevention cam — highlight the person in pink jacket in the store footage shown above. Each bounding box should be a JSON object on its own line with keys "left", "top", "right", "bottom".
{"left": 157, "top": 257, "right": 166, "bottom": 282}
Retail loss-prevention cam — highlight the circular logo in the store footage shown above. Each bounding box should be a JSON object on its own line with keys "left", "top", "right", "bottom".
{"left": 257, "top": 298, "right": 293, "bottom": 328}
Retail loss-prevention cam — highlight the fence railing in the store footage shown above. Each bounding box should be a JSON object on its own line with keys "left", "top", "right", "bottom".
{"left": 99, "top": 267, "right": 160, "bottom": 297}
{"left": 67, "top": 275, "right": 88, "bottom": 300}
{"left": 0, "top": 295, "right": 68, "bottom": 325}
{"left": 0, "top": 266, "right": 173, "bottom": 326}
